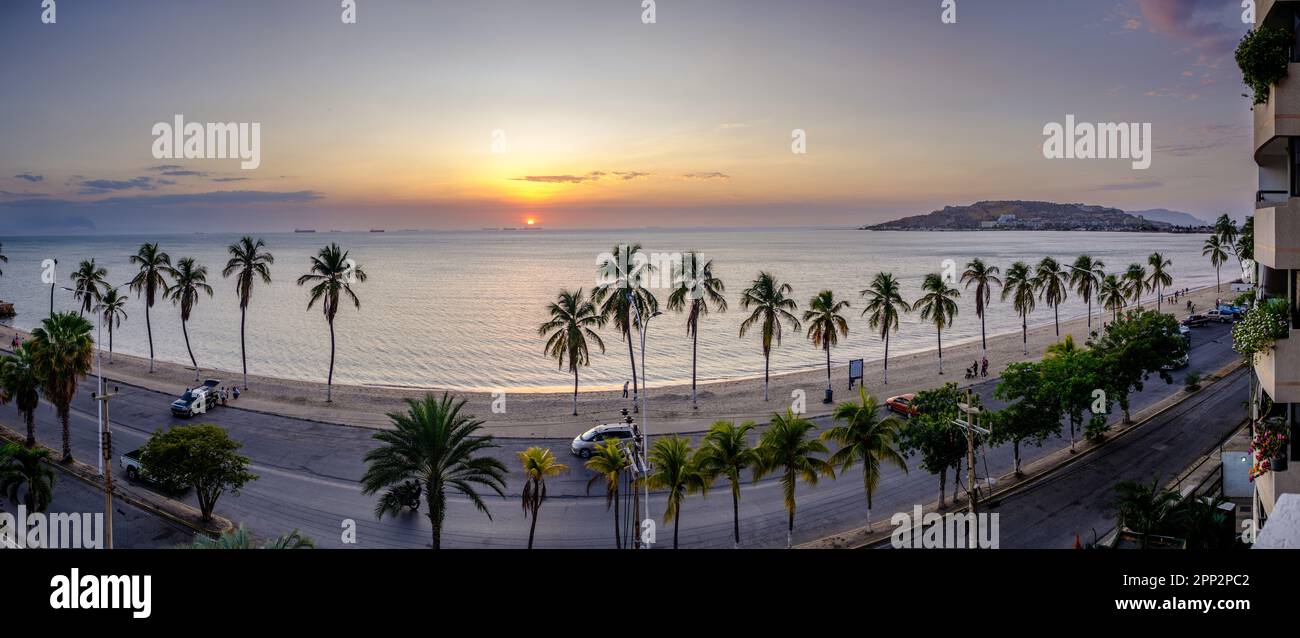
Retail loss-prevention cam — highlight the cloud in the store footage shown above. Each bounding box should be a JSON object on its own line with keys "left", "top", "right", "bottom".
{"left": 161, "top": 170, "right": 208, "bottom": 177}
{"left": 679, "top": 172, "right": 730, "bottom": 181}
{"left": 147, "top": 165, "right": 184, "bottom": 171}
{"left": 511, "top": 171, "right": 608, "bottom": 184}
{"left": 1091, "top": 179, "right": 1165, "bottom": 191}
{"left": 212, "top": 177, "right": 250, "bottom": 182}
{"left": 14, "top": 173, "right": 43, "bottom": 183}
{"left": 612, "top": 171, "right": 650, "bottom": 181}
{"left": 0, "top": 190, "right": 50, "bottom": 198}
{"left": 90, "top": 190, "right": 323, "bottom": 207}
{"left": 77, "top": 176, "right": 155, "bottom": 194}
{"left": 1135, "top": 0, "right": 1240, "bottom": 63}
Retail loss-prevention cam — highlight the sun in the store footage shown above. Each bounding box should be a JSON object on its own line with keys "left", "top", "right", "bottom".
{"left": 526, "top": 218, "right": 536, "bottom": 226}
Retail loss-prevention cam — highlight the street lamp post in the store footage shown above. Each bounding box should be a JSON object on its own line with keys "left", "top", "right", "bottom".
{"left": 627, "top": 290, "right": 661, "bottom": 549}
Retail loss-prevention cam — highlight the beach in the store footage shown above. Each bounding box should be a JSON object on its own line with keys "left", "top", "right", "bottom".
{"left": 0, "top": 285, "right": 1229, "bottom": 438}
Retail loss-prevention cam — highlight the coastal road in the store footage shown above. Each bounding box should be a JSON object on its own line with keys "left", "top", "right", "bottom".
{"left": 0, "top": 322, "right": 1241, "bottom": 548}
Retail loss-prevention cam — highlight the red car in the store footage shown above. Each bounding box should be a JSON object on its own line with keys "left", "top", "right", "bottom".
{"left": 886, "top": 394, "right": 918, "bottom": 418}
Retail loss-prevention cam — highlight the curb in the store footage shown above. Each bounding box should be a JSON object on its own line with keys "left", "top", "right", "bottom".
{"left": 799, "top": 357, "right": 1247, "bottom": 549}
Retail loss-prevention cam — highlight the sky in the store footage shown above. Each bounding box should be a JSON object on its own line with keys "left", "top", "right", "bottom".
{"left": 0, "top": 0, "right": 1258, "bottom": 233}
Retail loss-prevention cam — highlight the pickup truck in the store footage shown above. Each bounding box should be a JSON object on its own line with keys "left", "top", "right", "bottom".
{"left": 171, "top": 379, "right": 221, "bottom": 417}
{"left": 120, "top": 449, "right": 147, "bottom": 481}
{"left": 1205, "top": 310, "right": 1236, "bottom": 324}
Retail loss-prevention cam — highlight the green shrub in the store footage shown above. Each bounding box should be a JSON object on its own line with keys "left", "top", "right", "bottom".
{"left": 1236, "top": 26, "right": 1293, "bottom": 105}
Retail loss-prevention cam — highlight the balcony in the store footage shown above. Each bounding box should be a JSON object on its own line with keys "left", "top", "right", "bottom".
{"left": 1254, "top": 63, "right": 1300, "bottom": 160}
{"left": 1255, "top": 199, "right": 1300, "bottom": 270}
{"left": 1257, "top": 333, "right": 1300, "bottom": 403}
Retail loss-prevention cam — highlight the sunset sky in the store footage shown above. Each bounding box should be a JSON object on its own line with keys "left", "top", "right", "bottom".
{"left": 0, "top": 0, "right": 1256, "bottom": 232}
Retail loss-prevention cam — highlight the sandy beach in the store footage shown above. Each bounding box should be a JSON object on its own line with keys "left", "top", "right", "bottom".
{"left": 0, "top": 285, "right": 1229, "bottom": 438}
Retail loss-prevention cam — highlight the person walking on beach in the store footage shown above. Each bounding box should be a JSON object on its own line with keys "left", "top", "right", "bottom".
{"left": 981, "top": 357, "right": 988, "bottom": 378}
{"left": 232, "top": 386, "right": 240, "bottom": 400}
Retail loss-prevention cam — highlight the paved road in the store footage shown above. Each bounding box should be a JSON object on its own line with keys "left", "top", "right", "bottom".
{"left": 0, "top": 322, "right": 1241, "bottom": 548}
{"left": 1, "top": 468, "right": 193, "bottom": 549}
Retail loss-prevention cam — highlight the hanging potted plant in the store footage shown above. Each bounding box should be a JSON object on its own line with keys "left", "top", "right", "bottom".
{"left": 1249, "top": 417, "right": 1289, "bottom": 480}
{"left": 1232, "top": 298, "right": 1292, "bottom": 363}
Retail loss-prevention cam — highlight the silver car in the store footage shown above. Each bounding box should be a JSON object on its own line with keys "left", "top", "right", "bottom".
{"left": 571, "top": 423, "right": 635, "bottom": 459}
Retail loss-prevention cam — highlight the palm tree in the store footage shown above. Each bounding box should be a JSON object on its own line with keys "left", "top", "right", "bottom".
{"left": 94, "top": 287, "right": 128, "bottom": 363}
{"left": 754, "top": 410, "right": 834, "bottom": 548}
{"left": 164, "top": 257, "right": 214, "bottom": 382}
{"left": 0, "top": 242, "right": 7, "bottom": 276}
{"left": 739, "top": 272, "right": 801, "bottom": 401}
{"left": 1114, "top": 477, "right": 1181, "bottom": 549}
{"left": 28, "top": 312, "right": 93, "bottom": 463}
{"left": 860, "top": 272, "right": 911, "bottom": 384}
{"left": 1203, "top": 235, "right": 1229, "bottom": 293}
{"left": 296, "top": 243, "right": 367, "bottom": 402}
{"left": 1069, "top": 255, "right": 1105, "bottom": 329}
{"left": 1146, "top": 252, "right": 1173, "bottom": 313}
{"left": 187, "top": 525, "right": 315, "bottom": 549}
{"left": 0, "top": 345, "right": 41, "bottom": 447}
{"left": 960, "top": 259, "right": 1001, "bottom": 354}
{"left": 666, "top": 252, "right": 727, "bottom": 410}
{"left": 538, "top": 289, "right": 605, "bottom": 415}
{"left": 361, "top": 393, "right": 507, "bottom": 549}
{"left": 696, "top": 420, "right": 757, "bottom": 547}
{"left": 584, "top": 439, "right": 628, "bottom": 549}
{"left": 646, "top": 435, "right": 710, "bottom": 549}
{"left": 1001, "top": 262, "right": 1035, "bottom": 355}
{"left": 0, "top": 443, "right": 56, "bottom": 512}
{"left": 69, "top": 259, "right": 108, "bottom": 316}
{"left": 222, "top": 236, "right": 274, "bottom": 390}
{"left": 1032, "top": 257, "right": 1068, "bottom": 337}
{"left": 128, "top": 242, "right": 171, "bottom": 373}
{"left": 593, "top": 244, "right": 658, "bottom": 408}
{"left": 803, "top": 290, "right": 850, "bottom": 393}
{"left": 1123, "top": 263, "right": 1147, "bottom": 308}
{"left": 822, "top": 387, "right": 908, "bottom": 525}
{"left": 1214, "top": 214, "right": 1240, "bottom": 261}
{"left": 517, "top": 446, "right": 568, "bottom": 549}
{"left": 914, "top": 274, "right": 960, "bottom": 374}
{"left": 1099, "top": 274, "right": 1127, "bottom": 323}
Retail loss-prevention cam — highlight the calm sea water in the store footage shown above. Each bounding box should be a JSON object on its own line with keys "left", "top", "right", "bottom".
{"left": 0, "top": 229, "right": 1221, "bottom": 392}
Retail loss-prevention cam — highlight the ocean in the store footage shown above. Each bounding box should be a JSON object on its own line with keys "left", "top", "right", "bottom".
{"left": 0, "top": 229, "right": 1225, "bottom": 392}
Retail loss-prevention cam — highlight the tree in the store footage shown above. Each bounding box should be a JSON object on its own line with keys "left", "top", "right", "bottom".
{"left": 187, "top": 525, "right": 314, "bottom": 549}
{"left": 517, "top": 446, "right": 568, "bottom": 549}
{"left": 1146, "top": 252, "right": 1173, "bottom": 313}
{"left": 69, "top": 259, "right": 107, "bottom": 316}
{"left": 1001, "top": 262, "right": 1035, "bottom": 355}
{"left": 140, "top": 423, "right": 257, "bottom": 521}
{"left": 0, "top": 344, "right": 41, "bottom": 447}
{"left": 94, "top": 287, "right": 128, "bottom": 363}
{"left": 696, "top": 420, "right": 757, "bottom": 547}
{"left": 1090, "top": 309, "right": 1187, "bottom": 424}
{"left": 584, "top": 439, "right": 628, "bottom": 549}
{"left": 1041, "top": 336, "right": 1106, "bottom": 454}
{"left": 361, "top": 393, "right": 506, "bottom": 549}
{"left": 914, "top": 273, "right": 960, "bottom": 374}
{"left": 0, "top": 443, "right": 56, "bottom": 512}
{"left": 296, "top": 243, "right": 367, "bottom": 402}
{"left": 753, "top": 410, "right": 833, "bottom": 548}
{"left": 666, "top": 251, "right": 727, "bottom": 410}
{"left": 1114, "top": 477, "right": 1181, "bottom": 549}
{"left": 646, "top": 435, "right": 710, "bottom": 549}
{"left": 960, "top": 258, "right": 1001, "bottom": 354}
{"left": 739, "top": 272, "right": 801, "bottom": 401}
{"left": 593, "top": 244, "right": 659, "bottom": 408}
{"left": 1123, "top": 263, "right": 1147, "bottom": 308}
{"left": 991, "top": 362, "right": 1062, "bottom": 475}
{"left": 1238, "top": 216, "right": 1255, "bottom": 262}
{"left": 222, "top": 236, "right": 275, "bottom": 390}
{"left": 860, "top": 272, "right": 911, "bottom": 383}
{"left": 1203, "top": 234, "right": 1229, "bottom": 293}
{"left": 538, "top": 289, "right": 605, "bottom": 415}
{"left": 163, "top": 257, "right": 214, "bottom": 382}
{"left": 0, "top": 242, "right": 6, "bottom": 276}
{"left": 1214, "top": 214, "right": 1240, "bottom": 261}
{"left": 1033, "top": 256, "right": 1068, "bottom": 337}
{"left": 1069, "top": 255, "right": 1105, "bottom": 329}
{"left": 28, "top": 312, "right": 94, "bottom": 463}
{"left": 366, "top": 395, "right": 512, "bottom": 548}
{"left": 1099, "top": 273, "right": 1126, "bottom": 323}
{"left": 821, "top": 387, "right": 907, "bottom": 524}
{"left": 802, "top": 289, "right": 850, "bottom": 392}
{"left": 128, "top": 242, "right": 171, "bottom": 373}
{"left": 898, "top": 383, "right": 969, "bottom": 508}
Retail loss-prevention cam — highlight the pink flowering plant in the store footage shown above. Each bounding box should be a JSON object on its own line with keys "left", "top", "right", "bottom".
{"left": 1249, "top": 417, "right": 1289, "bottom": 481}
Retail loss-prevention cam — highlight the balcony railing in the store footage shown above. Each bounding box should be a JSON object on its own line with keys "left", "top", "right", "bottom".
{"left": 1257, "top": 189, "right": 1289, "bottom": 208}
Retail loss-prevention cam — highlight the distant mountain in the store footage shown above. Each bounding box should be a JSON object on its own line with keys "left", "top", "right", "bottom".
{"left": 865, "top": 200, "right": 1179, "bottom": 232}
{"left": 1125, "top": 208, "right": 1211, "bottom": 228}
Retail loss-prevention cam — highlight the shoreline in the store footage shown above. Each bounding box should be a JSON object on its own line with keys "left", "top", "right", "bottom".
{"left": 0, "top": 284, "right": 1228, "bottom": 437}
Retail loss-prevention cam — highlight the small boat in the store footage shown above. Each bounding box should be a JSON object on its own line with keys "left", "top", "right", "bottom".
{"left": 294, "top": 228, "right": 316, "bottom": 233}
{"left": 369, "top": 229, "right": 385, "bottom": 233}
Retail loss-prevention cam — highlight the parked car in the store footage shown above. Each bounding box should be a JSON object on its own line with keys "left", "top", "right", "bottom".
{"left": 1181, "top": 314, "right": 1208, "bottom": 327}
{"left": 570, "top": 422, "right": 635, "bottom": 459}
{"left": 885, "top": 394, "right": 918, "bottom": 418}
{"left": 1178, "top": 324, "right": 1191, "bottom": 346}
{"left": 1205, "top": 310, "right": 1234, "bottom": 324}
{"left": 1161, "top": 353, "right": 1190, "bottom": 371}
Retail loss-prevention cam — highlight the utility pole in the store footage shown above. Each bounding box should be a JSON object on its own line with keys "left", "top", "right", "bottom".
{"left": 955, "top": 390, "right": 988, "bottom": 516}
{"left": 92, "top": 384, "right": 118, "bottom": 549}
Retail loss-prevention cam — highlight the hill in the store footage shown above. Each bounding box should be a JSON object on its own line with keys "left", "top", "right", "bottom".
{"left": 864, "top": 200, "right": 1179, "bottom": 232}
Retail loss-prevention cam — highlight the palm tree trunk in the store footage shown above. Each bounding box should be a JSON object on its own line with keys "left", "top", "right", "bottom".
{"left": 613, "top": 485, "right": 622, "bottom": 549}
{"left": 825, "top": 343, "right": 832, "bottom": 390}
{"left": 1087, "top": 297, "right": 1092, "bottom": 329}
{"left": 763, "top": 351, "right": 770, "bottom": 401}
{"left": 1215, "top": 266, "right": 1221, "bottom": 293}
{"left": 182, "top": 319, "right": 198, "bottom": 382}
{"left": 936, "top": 329, "right": 943, "bottom": 374}
{"left": 107, "top": 321, "right": 114, "bottom": 363}
{"left": 326, "top": 318, "right": 336, "bottom": 402}
{"left": 883, "top": 333, "right": 890, "bottom": 385}
{"left": 572, "top": 367, "right": 579, "bottom": 416}
{"left": 1021, "top": 314, "right": 1028, "bottom": 355}
{"left": 625, "top": 322, "right": 638, "bottom": 408}
{"left": 24, "top": 409, "right": 35, "bottom": 448}
{"left": 673, "top": 503, "right": 681, "bottom": 549}
{"left": 731, "top": 483, "right": 741, "bottom": 547}
{"left": 980, "top": 311, "right": 987, "bottom": 354}
{"left": 1013, "top": 439, "right": 1022, "bottom": 475}
{"left": 786, "top": 509, "right": 794, "bottom": 549}
{"left": 60, "top": 407, "right": 72, "bottom": 463}
{"left": 691, "top": 326, "right": 699, "bottom": 410}
{"left": 1053, "top": 304, "right": 1060, "bottom": 337}
{"left": 145, "top": 301, "right": 155, "bottom": 373}
{"left": 240, "top": 306, "right": 248, "bottom": 389}
{"left": 527, "top": 499, "right": 539, "bottom": 549}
